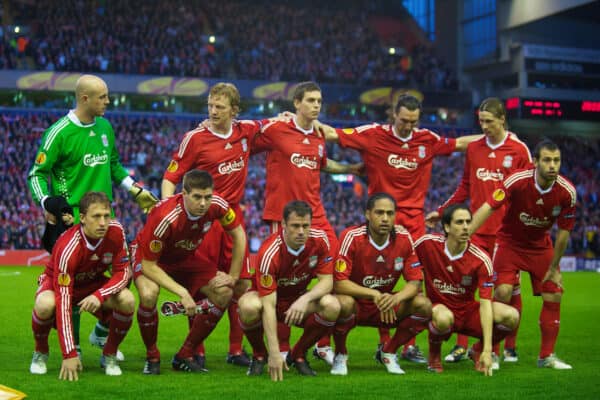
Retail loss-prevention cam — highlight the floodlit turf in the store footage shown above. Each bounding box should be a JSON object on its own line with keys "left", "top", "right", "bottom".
{"left": 1, "top": 266, "right": 599, "bottom": 399}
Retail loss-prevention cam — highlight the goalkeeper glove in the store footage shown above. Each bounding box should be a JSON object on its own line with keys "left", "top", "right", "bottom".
{"left": 129, "top": 184, "right": 159, "bottom": 213}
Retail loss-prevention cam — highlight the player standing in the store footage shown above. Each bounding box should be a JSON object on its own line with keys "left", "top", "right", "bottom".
{"left": 426, "top": 98, "right": 532, "bottom": 364}
{"left": 161, "top": 82, "right": 266, "bottom": 366}
{"left": 29, "top": 192, "right": 135, "bottom": 380}
{"left": 469, "top": 140, "right": 576, "bottom": 369}
{"left": 27, "top": 74, "right": 157, "bottom": 358}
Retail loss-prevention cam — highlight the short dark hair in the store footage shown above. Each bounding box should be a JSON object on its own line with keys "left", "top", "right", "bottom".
{"left": 533, "top": 139, "right": 560, "bottom": 160}
{"left": 283, "top": 200, "right": 313, "bottom": 221}
{"left": 366, "top": 192, "right": 396, "bottom": 211}
{"left": 293, "top": 81, "right": 321, "bottom": 102}
{"left": 79, "top": 191, "right": 111, "bottom": 215}
{"left": 183, "top": 169, "right": 213, "bottom": 192}
{"left": 441, "top": 204, "right": 471, "bottom": 236}
{"left": 394, "top": 94, "right": 422, "bottom": 114}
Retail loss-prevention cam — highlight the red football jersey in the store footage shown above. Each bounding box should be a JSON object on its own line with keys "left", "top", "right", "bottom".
{"left": 438, "top": 132, "right": 532, "bottom": 236}
{"left": 334, "top": 225, "right": 422, "bottom": 295}
{"left": 163, "top": 120, "right": 264, "bottom": 206}
{"left": 47, "top": 222, "right": 131, "bottom": 359}
{"left": 255, "top": 229, "right": 332, "bottom": 300}
{"left": 253, "top": 118, "right": 328, "bottom": 221}
{"left": 488, "top": 169, "right": 577, "bottom": 249}
{"left": 337, "top": 124, "right": 456, "bottom": 210}
{"left": 414, "top": 234, "right": 494, "bottom": 313}
{"left": 135, "top": 192, "right": 240, "bottom": 266}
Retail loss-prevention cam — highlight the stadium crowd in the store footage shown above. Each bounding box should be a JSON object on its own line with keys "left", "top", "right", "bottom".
{"left": 1, "top": 110, "right": 598, "bottom": 256}
{"left": 5, "top": 0, "right": 456, "bottom": 89}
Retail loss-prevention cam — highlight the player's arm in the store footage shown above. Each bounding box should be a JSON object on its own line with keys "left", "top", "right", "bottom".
{"left": 334, "top": 278, "right": 381, "bottom": 301}
{"left": 478, "top": 298, "right": 494, "bottom": 376}
{"left": 261, "top": 291, "right": 286, "bottom": 381}
{"left": 225, "top": 225, "right": 246, "bottom": 281}
{"left": 322, "top": 159, "right": 363, "bottom": 175}
{"left": 141, "top": 258, "right": 196, "bottom": 316}
{"left": 543, "top": 228, "right": 570, "bottom": 287}
{"left": 161, "top": 179, "right": 177, "bottom": 199}
{"left": 312, "top": 120, "right": 339, "bottom": 142}
{"left": 285, "top": 273, "right": 333, "bottom": 326}
{"left": 455, "top": 134, "right": 484, "bottom": 152}
{"left": 470, "top": 202, "right": 495, "bottom": 236}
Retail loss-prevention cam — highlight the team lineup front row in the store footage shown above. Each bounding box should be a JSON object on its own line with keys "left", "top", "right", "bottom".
{"left": 30, "top": 139, "right": 575, "bottom": 381}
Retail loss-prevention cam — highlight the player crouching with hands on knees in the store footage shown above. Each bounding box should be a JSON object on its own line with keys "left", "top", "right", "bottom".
{"left": 237, "top": 200, "right": 340, "bottom": 380}
{"left": 415, "top": 204, "right": 519, "bottom": 376}
{"left": 30, "top": 191, "right": 135, "bottom": 380}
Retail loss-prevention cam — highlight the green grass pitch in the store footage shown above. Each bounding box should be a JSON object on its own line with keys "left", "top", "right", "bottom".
{"left": 1, "top": 266, "right": 599, "bottom": 399}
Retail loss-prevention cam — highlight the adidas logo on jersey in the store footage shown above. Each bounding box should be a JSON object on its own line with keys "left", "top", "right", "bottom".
{"left": 376, "top": 255, "right": 385, "bottom": 263}
{"left": 225, "top": 143, "right": 232, "bottom": 150}
{"left": 302, "top": 138, "right": 310, "bottom": 144}
{"left": 488, "top": 152, "right": 496, "bottom": 158}
{"left": 293, "top": 259, "right": 300, "bottom": 266}
{"left": 446, "top": 265, "right": 453, "bottom": 272}
{"left": 536, "top": 198, "right": 544, "bottom": 205}
{"left": 89, "top": 130, "right": 96, "bottom": 137}
{"left": 90, "top": 254, "right": 99, "bottom": 261}
{"left": 401, "top": 144, "right": 409, "bottom": 149}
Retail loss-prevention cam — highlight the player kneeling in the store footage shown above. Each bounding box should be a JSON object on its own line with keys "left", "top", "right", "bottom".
{"left": 237, "top": 201, "right": 340, "bottom": 380}
{"left": 30, "top": 192, "right": 135, "bottom": 380}
{"left": 415, "top": 204, "right": 519, "bottom": 376}
{"left": 329, "top": 193, "right": 431, "bottom": 375}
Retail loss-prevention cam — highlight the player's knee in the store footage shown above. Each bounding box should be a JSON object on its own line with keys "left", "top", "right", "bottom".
{"left": 238, "top": 293, "right": 262, "bottom": 324}
{"left": 432, "top": 310, "right": 453, "bottom": 331}
{"left": 319, "top": 294, "right": 341, "bottom": 320}
{"left": 335, "top": 295, "right": 356, "bottom": 318}
{"left": 116, "top": 289, "right": 136, "bottom": 313}
{"left": 136, "top": 277, "right": 159, "bottom": 307}
{"left": 506, "top": 306, "right": 520, "bottom": 330}
{"left": 34, "top": 292, "right": 55, "bottom": 319}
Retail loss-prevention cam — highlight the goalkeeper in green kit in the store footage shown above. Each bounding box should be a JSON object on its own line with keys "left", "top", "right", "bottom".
{"left": 27, "top": 74, "right": 158, "bottom": 360}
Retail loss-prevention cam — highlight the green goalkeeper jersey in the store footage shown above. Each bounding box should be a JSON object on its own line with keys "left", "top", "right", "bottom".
{"left": 28, "top": 111, "right": 130, "bottom": 221}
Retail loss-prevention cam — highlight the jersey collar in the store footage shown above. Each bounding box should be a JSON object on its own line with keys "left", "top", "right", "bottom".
{"left": 208, "top": 124, "right": 233, "bottom": 139}
{"left": 80, "top": 226, "right": 104, "bottom": 251}
{"left": 485, "top": 130, "right": 509, "bottom": 150}
{"left": 292, "top": 117, "right": 314, "bottom": 135}
{"left": 534, "top": 171, "right": 555, "bottom": 194}
{"left": 368, "top": 232, "right": 390, "bottom": 251}
{"left": 392, "top": 125, "right": 413, "bottom": 142}
{"left": 444, "top": 241, "right": 467, "bottom": 261}
{"left": 67, "top": 110, "right": 96, "bottom": 128}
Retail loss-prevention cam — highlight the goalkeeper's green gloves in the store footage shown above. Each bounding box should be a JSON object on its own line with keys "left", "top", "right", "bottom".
{"left": 129, "top": 184, "right": 159, "bottom": 213}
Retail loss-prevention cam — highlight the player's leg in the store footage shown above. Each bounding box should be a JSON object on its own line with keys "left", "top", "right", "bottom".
{"left": 134, "top": 274, "right": 161, "bottom": 374}
{"left": 503, "top": 283, "right": 522, "bottom": 361}
{"left": 288, "top": 294, "right": 340, "bottom": 376}
{"left": 533, "top": 249, "right": 571, "bottom": 370}
{"left": 238, "top": 290, "right": 267, "bottom": 376}
{"left": 173, "top": 274, "right": 232, "bottom": 373}
{"left": 30, "top": 287, "right": 55, "bottom": 374}
{"left": 382, "top": 294, "right": 431, "bottom": 359}
{"left": 427, "top": 304, "right": 454, "bottom": 373}
{"left": 100, "top": 288, "right": 136, "bottom": 376}
{"left": 226, "top": 277, "right": 252, "bottom": 367}
{"left": 328, "top": 294, "right": 357, "bottom": 375}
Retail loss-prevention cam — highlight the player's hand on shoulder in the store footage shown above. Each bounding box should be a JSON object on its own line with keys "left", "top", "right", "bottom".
{"left": 59, "top": 357, "right": 82, "bottom": 381}
{"left": 425, "top": 211, "right": 440, "bottom": 228}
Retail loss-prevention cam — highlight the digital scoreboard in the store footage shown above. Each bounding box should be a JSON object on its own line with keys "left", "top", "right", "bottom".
{"left": 505, "top": 98, "right": 600, "bottom": 121}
